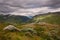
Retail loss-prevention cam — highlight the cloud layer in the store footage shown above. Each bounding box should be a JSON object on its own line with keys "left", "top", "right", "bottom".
{"left": 0, "top": 0, "right": 60, "bottom": 16}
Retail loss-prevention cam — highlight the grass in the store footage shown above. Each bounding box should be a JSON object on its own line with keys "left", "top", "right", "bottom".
{"left": 0, "top": 22, "right": 60, "bottom": 40}
{"left": 0, "top": 13, "right": 60, "bottom": 40}
{"left": 32, "top": 14, "right": 60, "bottom": 25}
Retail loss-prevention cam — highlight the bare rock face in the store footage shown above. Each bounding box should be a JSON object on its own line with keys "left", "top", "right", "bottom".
{"left": 3, "top": 25, "right": 21, "bottom": 31}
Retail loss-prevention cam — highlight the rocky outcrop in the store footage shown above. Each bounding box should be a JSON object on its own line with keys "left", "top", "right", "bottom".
{"left": 3, "top": 25, "right": 21, "bottom": 31}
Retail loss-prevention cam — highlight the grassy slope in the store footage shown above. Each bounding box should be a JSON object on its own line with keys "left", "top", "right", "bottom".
{"left": 0, "top": 12, "right": 60, "bottom": 40}
{"left": 31, "top": 12, "right": 60, "bottom": 25}
{"left": 0, "top": 22, "right": 60, "bottom": 40}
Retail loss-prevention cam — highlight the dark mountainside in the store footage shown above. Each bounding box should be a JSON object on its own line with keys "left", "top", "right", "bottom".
{"left": 0, "top": 14, "right": 30, "bottom": 24}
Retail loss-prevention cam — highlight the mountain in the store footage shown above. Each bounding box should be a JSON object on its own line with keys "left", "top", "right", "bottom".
{"left": 0, "top": 14, "right": 30, "bottom": 24}
{"left": 29, "top": 12, "right": 60, "bottom": 25}
{"left": 0, "top": 12, "right": 60, "bottom": 40}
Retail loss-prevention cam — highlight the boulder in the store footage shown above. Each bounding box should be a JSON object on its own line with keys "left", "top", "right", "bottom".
{"left": 3, "top": 25, "right": 21, "bottom": 31}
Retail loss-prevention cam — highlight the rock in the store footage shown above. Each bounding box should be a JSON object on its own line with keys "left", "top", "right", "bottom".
{"left": 3, "top": 25, "right": 21, "bottom": 31}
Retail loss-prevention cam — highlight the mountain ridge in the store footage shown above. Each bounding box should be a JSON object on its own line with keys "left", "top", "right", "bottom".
{"left": 28, "top": 12, "right": 60, "bottom": 25}
{"left": 0, "top": 14, "right": 30, "bottom": 25}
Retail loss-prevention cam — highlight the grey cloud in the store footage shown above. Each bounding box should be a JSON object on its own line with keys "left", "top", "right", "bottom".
{"left": 0, "top": 0, "right": 60, "bottom": 8}
{"left": 0, "top": 0, "right": 60, "bottom": 15}
{"left": 0, "top": 5, "right": 14, "bottom": 13}
{"left": 46, "top": 0, "right": 60, "bottom": 8}
{"left": 0, "top": 0, "right": 26, "bottom": 8}
{"left": 0, "top": 0, "right": 25, "bottom": 14}
{"left": 25, "top": 0, "right": 60, "bottom": 8}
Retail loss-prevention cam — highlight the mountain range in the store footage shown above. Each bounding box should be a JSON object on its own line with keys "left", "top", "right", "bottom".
{"left": 0, "top": 12, "right": 60, "bottom": 25}
{"left": 0, "top": 12, "right": 60, "bottom": 40}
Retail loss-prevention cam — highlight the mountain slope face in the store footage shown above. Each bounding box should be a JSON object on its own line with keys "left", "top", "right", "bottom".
{"left": 0, "top": 14, "right": 30, "bottom": 24}
{"left": 30, "top": 12, "right": 60, "bottom": 25}
{"left": 0, "top": 12, "right": 60, "bottom": 40}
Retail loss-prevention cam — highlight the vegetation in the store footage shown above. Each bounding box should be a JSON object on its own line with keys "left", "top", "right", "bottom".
{"left": 30, "top": 12, "right": 60, "bottom": 25}
{"left": 0, "top": 12, "right": 60, "bottom": 40}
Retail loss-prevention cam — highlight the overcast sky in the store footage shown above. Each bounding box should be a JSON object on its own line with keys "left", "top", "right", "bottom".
{"left": 0, "top": 0, "right": 60, "bottom": 16}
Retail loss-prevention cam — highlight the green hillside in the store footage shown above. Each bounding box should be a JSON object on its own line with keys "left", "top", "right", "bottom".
{"left": 0, "top": 12, "right": 60, "bottom": 40}
{"left": 30, "top": 12, "right": 60, "bottom": 25}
